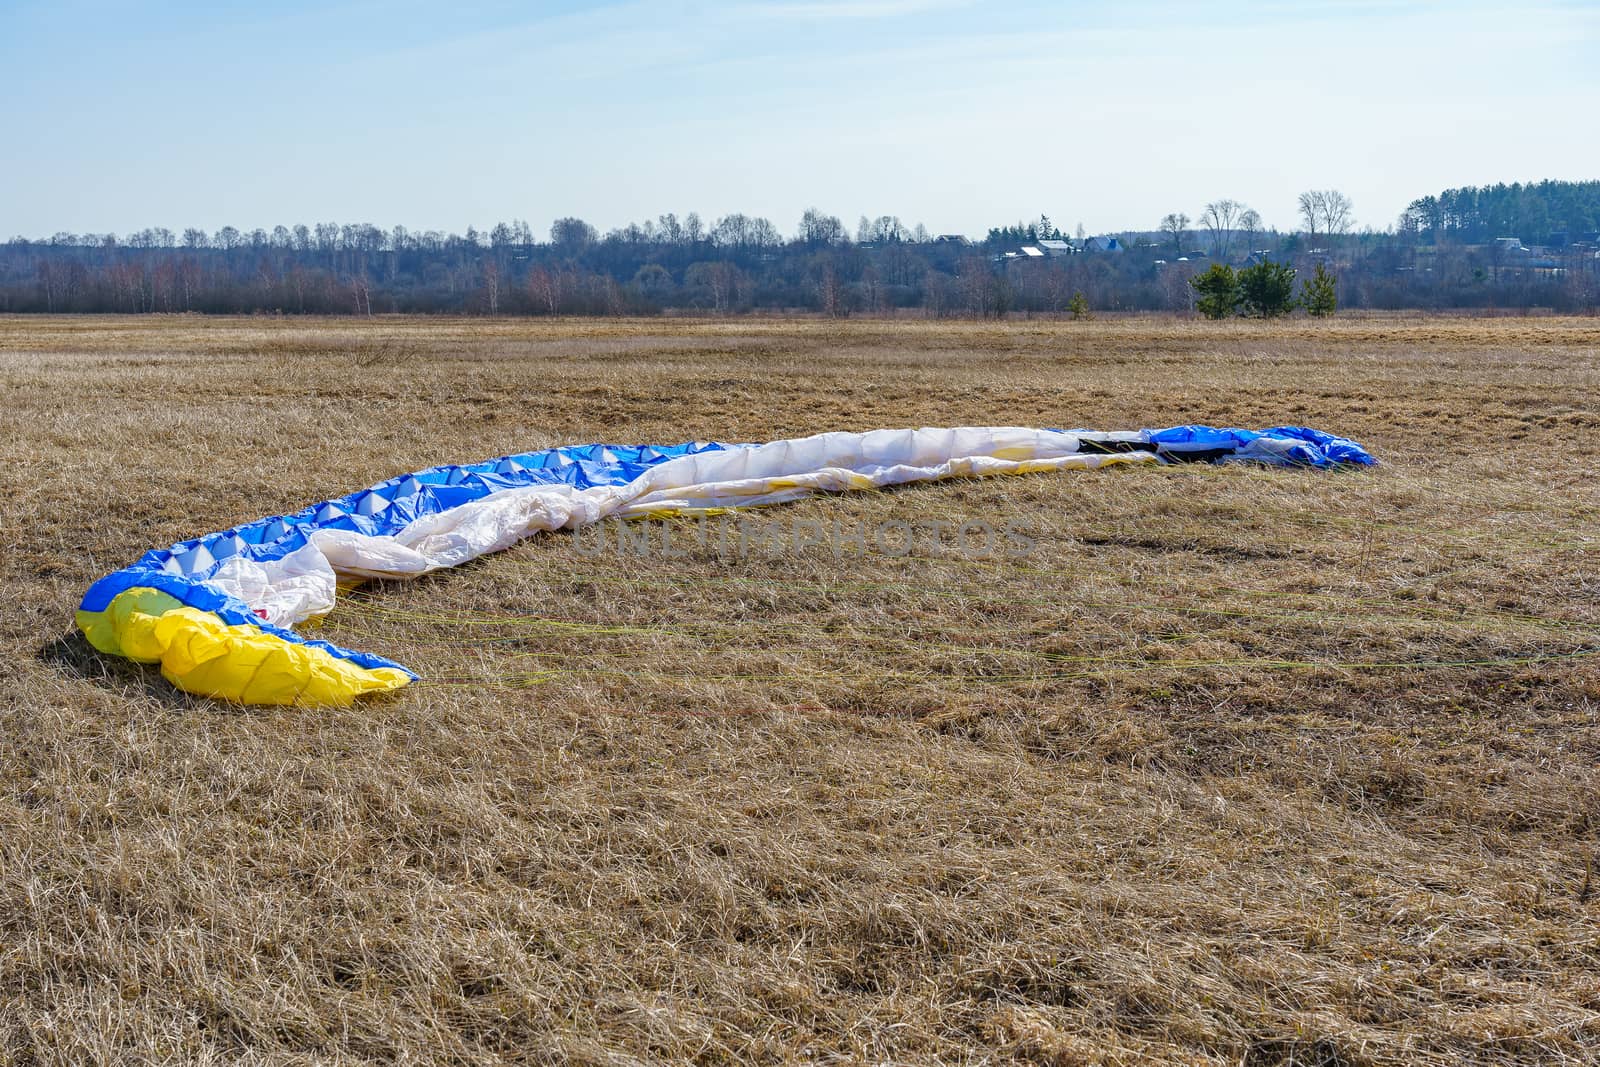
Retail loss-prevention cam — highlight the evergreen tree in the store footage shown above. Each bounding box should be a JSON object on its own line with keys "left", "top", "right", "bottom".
{"left": 1238, "top": 260, "right": 1298, "bottom": 318}
{"left": 1190, "top": 263, "right": 1241, "bottom": 319}
{"left": 1302, "top": 263, "right": 1337, "bottom": 317}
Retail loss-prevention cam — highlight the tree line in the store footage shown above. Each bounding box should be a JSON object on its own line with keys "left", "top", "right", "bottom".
{"left": 1400, "top": 180, "right": 1600, "bottom": 246}
{"left": 3, "top": 189, "right": 1597, "bottom": 318}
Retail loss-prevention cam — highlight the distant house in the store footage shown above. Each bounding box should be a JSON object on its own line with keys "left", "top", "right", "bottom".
{"left": 1081, "top": 236, "right": 1123, "bottom": 253}
{"left": 1494, "top": 237, "right": 1530, "bottom": 254}
{"left": 933, "top": 234, "right": 970, "bottom": 246}
{"left": 994, "top": 239, "right": 1082, "bottom": 265}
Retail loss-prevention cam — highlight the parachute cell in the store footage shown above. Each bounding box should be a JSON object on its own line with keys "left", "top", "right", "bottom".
{"left": 75, "top": 425, "right": 1374, "bottom": 706}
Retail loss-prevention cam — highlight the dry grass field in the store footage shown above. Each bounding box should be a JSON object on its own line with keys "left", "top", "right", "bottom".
{"left": 1, "top": 314, "right": 1598, "bottom": 1065}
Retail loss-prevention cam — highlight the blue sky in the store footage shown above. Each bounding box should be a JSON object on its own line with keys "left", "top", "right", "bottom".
{"left": 4, "top": 0, "right": 1597, "bottom": 239}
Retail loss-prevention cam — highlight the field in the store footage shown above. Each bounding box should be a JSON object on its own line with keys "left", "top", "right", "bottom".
{"left": 2, "top": 314, "right": 1598, "bottom": 1065}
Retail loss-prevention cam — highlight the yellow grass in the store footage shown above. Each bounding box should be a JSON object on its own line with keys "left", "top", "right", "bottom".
{"left": 2, "top": 314, "right": 1598, "bottom": 1064}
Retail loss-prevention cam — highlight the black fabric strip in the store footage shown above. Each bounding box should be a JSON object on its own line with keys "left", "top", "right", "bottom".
{"left": 1075, "top": 439, "right": 1154, "bottom": 455}
{"left": 1156, "top": 446, "right": 1233, "bottom": 464}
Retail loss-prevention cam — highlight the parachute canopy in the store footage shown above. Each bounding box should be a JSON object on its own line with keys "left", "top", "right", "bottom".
{"left": 76, "top": 424, "right": 1374, "bottom": 706}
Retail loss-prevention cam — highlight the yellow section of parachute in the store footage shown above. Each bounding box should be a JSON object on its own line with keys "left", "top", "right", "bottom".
{"left": 76, "top": 587, "right": 412, "bottom": 706}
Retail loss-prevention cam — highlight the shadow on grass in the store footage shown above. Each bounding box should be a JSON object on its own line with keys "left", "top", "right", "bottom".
{"left": 37, "top": 629, "right": 212, "bottom": 709}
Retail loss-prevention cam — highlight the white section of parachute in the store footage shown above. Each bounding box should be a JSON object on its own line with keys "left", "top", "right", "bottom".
{"left": 204, "top": 427, "right": 1151, "bottom": 628}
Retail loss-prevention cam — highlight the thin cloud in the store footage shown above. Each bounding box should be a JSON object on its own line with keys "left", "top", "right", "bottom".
{"left": 750, "top": 0, "right": 971, "bottom": 18}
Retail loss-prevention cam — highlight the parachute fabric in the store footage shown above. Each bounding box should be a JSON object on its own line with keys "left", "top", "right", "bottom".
{"left": 76, "top": 425, "right": 1374, "bottom": 706}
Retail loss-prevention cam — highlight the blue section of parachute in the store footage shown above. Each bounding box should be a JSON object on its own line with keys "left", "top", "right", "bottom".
{"left": 79, "top": 427, "right": 1373, "bottom": 676}
{"left": 1143, "top": 425, "right": 1376, "bottom": 468}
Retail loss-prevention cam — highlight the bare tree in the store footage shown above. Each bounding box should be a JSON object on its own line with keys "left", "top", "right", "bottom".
{"left": 1160, "top": 260, "right": 1196, "bottom": 313}
{"left": 37, "top": 260, "right": 58, "bottom": 312}
{"left": 527, "top": 267, "right": 562, "bottom": 314}
{"left": 923, "top": 270, "right": 956, "bottom": 317}
{"left": 685, "top": 261, "right": 744, "bottom": 312}
{"left": 1159, "top": 213, "right": 1190, "bottom": 256}
{"left": 1200, "top": 200, "right": 1243, "bottom": 260}
{"left": 350, "top": 274, "right": 372, "bottom": 316}
{"left": 1299, "top": 190, "right": 1355, "bottom": 241}
{"left": 1321, "top": 190, "right": 1354, "bottom": 236}
{"left": 630, "top": 264, "right": 673, "bottom": 300}
{"left": 482, "top": 260, "right": 500, "bottom": 314}
{"left": 1238, "top": 209, "right": 1262, "bottom": 252}
{"left": 712, "top": 213, "right": 780, "bottom": 249}
{"left": 656, "top": 213, "right": 684, "bottom": 244}
{"left": 712, "top": 213, "right": 755, "bottom": 248}
{"left": 798, "top": 208, "right": 844, "bottom": 247}
{"left": 549, "top": 217, "right": 597, "bottom": 256}
{"left": 856, "top": 215, "right": 908, "bottom": 244}
{"left": 815, "top": 258, "right": 843, "bottom": 317}
{"left": 1298, "top": 191, "right": 1323, "bottom": 240}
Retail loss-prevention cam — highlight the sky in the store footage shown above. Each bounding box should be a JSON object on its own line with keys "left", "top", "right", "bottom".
{"left": 4, "top": 0, "right": 1598, "bottom": 240}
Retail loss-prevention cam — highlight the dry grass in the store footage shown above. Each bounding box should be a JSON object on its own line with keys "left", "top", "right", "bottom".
{"left": 1, "top": 314, "right": 1598, "bottom": 1065}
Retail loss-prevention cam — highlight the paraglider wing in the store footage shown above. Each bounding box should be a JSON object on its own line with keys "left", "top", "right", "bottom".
{"left": 75, "top": 425, "right": 1374, "bottom": 706}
